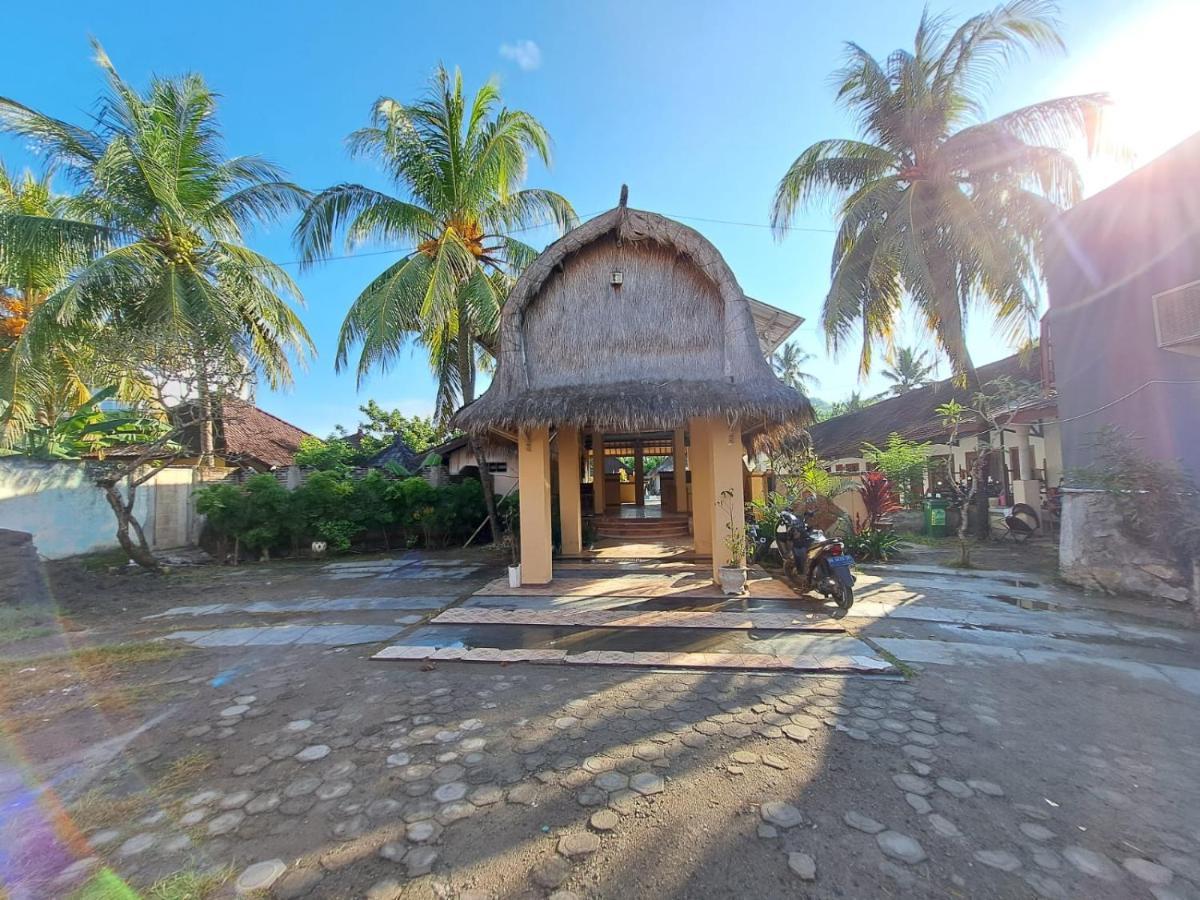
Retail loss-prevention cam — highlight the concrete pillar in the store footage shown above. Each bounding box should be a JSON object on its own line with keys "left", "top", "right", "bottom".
{"left": 518, "top": 426, "right": 553, "bottom": 584}
{"left": 708, "top": 417, "right": 746, "bottom": 583}
{"left": 689, "top": 418, "right": 714, "bottom": 556}
{"left": 634, "top": 439, "right": 645, "bottom": 507}
{"left": 672, "top": 428, "right": 689, "bottom": 513}
{"left": 557, "top": 427, "right": 583, "bottom": 555}
{"left": 592, "top": 429, "right": 606, "bottom": 516}
{"left": 1010, "top": 424, "right": 1041, "bottom": 507}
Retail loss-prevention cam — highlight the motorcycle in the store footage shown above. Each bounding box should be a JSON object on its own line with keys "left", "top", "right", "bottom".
{"left": 775, "top": 509, "right": 856, "bottom": 610}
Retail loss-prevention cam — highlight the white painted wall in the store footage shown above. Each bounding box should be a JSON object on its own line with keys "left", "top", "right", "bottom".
{"left": 0, "top": 459, "right": 200, "bottom": 559}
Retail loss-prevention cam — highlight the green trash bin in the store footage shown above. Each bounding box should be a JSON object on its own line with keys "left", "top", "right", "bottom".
{"left": 923, "top": 498, "right": 949, "bottom": 537}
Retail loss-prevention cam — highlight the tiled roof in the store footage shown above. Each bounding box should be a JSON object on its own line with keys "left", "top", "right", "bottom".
{"left": 211, "top": 398, "right": 312, "bottom": 469}
{"left": 806, "top": 353, "right": 1045, "bottom": 460}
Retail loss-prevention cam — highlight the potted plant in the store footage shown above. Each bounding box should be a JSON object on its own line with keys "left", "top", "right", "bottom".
{"left": 502, "top": 503, "right": 521, "bottom": 587}
{"left": 717, "top": 489, "right": 751, "bottom": 595}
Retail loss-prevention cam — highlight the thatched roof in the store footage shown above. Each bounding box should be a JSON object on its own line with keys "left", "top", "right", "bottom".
{"left": 806, "top": 353, "right": 1049, "bottom": 459}
{"left": 454, "top": 199, "right": 811, "bottom": 448}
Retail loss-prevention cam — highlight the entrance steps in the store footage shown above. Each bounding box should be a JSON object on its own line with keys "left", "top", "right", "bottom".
{"left": 594, "top": 513, "right": 690, "bottom": 540}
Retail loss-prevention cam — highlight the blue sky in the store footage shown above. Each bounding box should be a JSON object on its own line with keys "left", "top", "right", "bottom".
{"left": 3, "top": 0, "right": 1195, "bottom": 435}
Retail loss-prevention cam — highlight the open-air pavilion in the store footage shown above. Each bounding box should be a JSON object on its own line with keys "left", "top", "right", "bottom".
{"left": 454, "top": 192, "right": 813, "bottom": 585}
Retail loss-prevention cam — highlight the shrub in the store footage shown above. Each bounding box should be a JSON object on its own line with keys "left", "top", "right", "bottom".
{"left": 747, "top": 491, "right": 795, "bottom": 536}
{"left": 195, "top": 475, "right": 293, "bottom": 560}
{"left": 353, "top": 470, "right": 397, "bottom": 548}
{"left": 294, "top": 435, "right": 360, "bottom": 471}
{"left": 862, "top": 433, "right": 930, "bottom": 507}
{"left": 859, "top": 471, "right": 901, "bottom": 528}
{"left": 845, "top": 527, "right": 902, "bottom": 562}
{"left": 292, "top": 470, "right": 357, "bottom": 551}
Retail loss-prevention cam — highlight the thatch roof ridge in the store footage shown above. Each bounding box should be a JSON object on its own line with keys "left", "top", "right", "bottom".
{"left": 454, "top": 203, "right": 811, "bottom": 447}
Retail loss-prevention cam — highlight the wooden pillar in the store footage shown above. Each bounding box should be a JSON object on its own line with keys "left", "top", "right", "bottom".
{"left": 689, "top": 417, "right": 714, "bottom": 556}
{"left": 518, "top": 426, "right": 553, "bottom": 584}
{"left": 592, "top": 429, "right": 606, "bottom": 515}
{"left": 558, "top": 427, "right": 582, "bottom": 555}
{"left": 709, "top": 416, "right": 746, "bottom": 583}
{"left": 634, "top": 438, "right": 645, "bottom": 507}
{"left": 672, "top": 428, "right": 689, "bottom": 513}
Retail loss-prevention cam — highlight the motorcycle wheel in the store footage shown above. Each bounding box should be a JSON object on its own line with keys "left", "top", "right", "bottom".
{"left": 834, "top": 582, "right": 854, "bottom": 610}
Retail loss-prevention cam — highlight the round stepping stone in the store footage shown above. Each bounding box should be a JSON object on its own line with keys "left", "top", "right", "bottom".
{"left": 295, "top": 745, "right": 331, "bottom": 762}
{"left": 234, "top": 694, "right": 257, "bottom": 705}
{"left": 436, "top": 801, "right": 474, "bottom": 824}
{"left": 595, "top": 771, "right": 629, "bottom": 792}
{"left": 893, "top": 774, "right": 933, "bottom": 795}
{"left": 761, "top": 801, "right": 804, "bottom": 829}
{"left": 1123, "top": 858, "right": 1173, "bottom": 886}
{"left": 315, "top": 781, "right": 353, "bottom": 801}
{"left": 844, "top": 811, "right": 885, "bottom": 834}
{"left": 558, "top": 832, "right": 601, "bottom": 858}
{"left": 118, "top": 833, "right": 156, "bottom": 857}
{"left": 378, "top": 842, "right": 406, "bottom": 862}
{"left": 221, "top": 705, "right": 249, "bottom": 717}
{"left": 236, "top": 859, "right": 286, "bottom": 894}
{"left": 1063, "top": 846, "right": 1121, "bottom": 881}
{"left": 532, "top": 857, "right": 572, "bottom": 889}
{"left": 927, "top": 814, "right": 961, "bottom": 838}
{"left": 876, "top": 831, "right": 926, "bottom": 865}
{"left": 629, "top": 773, "right": 664, "bottom": 796}
{"left": 762, "top": 754, "right": 790, "bottom": 770}
{"left": 936, "top": 778, "right": 973, "bottom": 799}
{"left": 245, "top": 792, "right": 281, "bottom": 814}
{"left": 433, "top": 782, "right": 467, "bottom": 803}
{"left": 788, "top": 852, "right": 816, "bottom": 881}
{"left": 286, "top": 719, "right": 313, "bottom": 731}
{"left": 284, "top": 776, "right": 321, "bottom": 798}
{"left": 407, "top": 821, "right": 439, "bottom": 843}
{"left": 90, "top": 829, "right": 120, "bottom": 846}
{"left": 406, "top": 846, "right": 438, "bottom": 876}
{"left": 207, "top": 811, "right": 245, "bottom": 836}
{"left": 1019, "top": 822, "right": 1055, "bottom": 842}
{"left": 783, "top": 724, "right": 812, "bottom": 743}
{"left": 386, "top": 753, "right": 411, "bottom": 768}
{"left": 967, "top": 779, "right": 1004, "bottom": 797}
{"left": 185, "top": 790, "right": 221, "bottom": 808}
{"left": 180, "top": 808, "right": 208, "bottom": 826}
{"left": 220, "top": 790, "right": 253, "bottom": 810}
{"left": 974, "top": 849, "right": 1021, "bottom": 872}
{"left": 731, "top": 751, "right": 758, "bottom": 765}
{"left": 590, "top": 809, "right": 619, "bottom": 831}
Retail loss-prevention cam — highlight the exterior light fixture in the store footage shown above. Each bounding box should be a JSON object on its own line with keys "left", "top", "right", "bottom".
{"left": 610, "top": 270, "right": 623, "bottom": 286}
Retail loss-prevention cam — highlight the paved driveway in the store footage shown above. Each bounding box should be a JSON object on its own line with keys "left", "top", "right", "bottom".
{"left": 4, "top": 554, "right": 1198, "bottom": 899}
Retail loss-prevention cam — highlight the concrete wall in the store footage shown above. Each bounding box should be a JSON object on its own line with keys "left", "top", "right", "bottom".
{"left": 447, "top": 444, "right": 518, "bottom": 497}
{"left": 0, "top": 459, "right": 153, "bottom": 559}
{"left": 0, "top": 459, "right": 203, "bottom": 559}
{"left": 1060, "top": 490, "right": 1193, "bottom": 604}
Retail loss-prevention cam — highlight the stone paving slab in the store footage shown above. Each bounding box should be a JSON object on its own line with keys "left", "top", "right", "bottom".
{"left": 163, "top": 624, "right": 406, "bottom": 648}
{"left": 473, "top": 571, "right": 796, "bottom": 599}
{"left": 431, "top": 607, "right": 843, "bottom": 632}
{"left": 145, "top": 597, "right": 448, "bottom": 619}
{"left": 372, "top": 643, "right": 895, "bottom": 672}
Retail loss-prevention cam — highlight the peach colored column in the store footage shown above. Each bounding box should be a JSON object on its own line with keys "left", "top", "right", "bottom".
{"left": 518, "top": 426, "right": 553, "bottom": 584}
{"left": 672, "top": 428, "right": 689, "bottom": 513}
{"left": 557, "top": 427, "right": 583, "bottom": 555}
{"left": 709, "top": 417, "right": 746, "bottom": 583}
{"left": 689, "top": 418, "right": 714, "bottom": 557}
{"left": 592, "top": 429, "right": 606, "bottom": 516}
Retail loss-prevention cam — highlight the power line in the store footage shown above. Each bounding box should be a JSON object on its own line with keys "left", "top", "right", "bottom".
{"left": 265, "top": 208, "right": 835, "bottom": 270}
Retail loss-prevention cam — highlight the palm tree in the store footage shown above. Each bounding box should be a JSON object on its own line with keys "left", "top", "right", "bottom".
{"left": 295, "top": 65, "right": 576, "bottom": 537}
{"left": 829, "top": 390, "right": 884, "bottom": 417}
{"left": 0, "top": 163, "right": 155, "bottom": 442}
{"left": 0, "top": 41, "right": 314, "bottom": 459}
{"left": 771, "top": 0, "right": 1105, "bottom": 384}
{"left": 770, "top": 341, "right": 819, "bottom": 391}
{"left": 882, "top": 346, "right": 935, "bottom": 395}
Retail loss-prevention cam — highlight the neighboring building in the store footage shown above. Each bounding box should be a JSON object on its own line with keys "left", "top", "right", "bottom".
{"left": 453, "top": 194, "right": 810, "bottom": 584}
{"left": 1045, "top": 133, "right": 1200, "bottom": 478}
{"left": 422, "top": 434, "right": 519, "bottom": 497}
{"left": 1044, "top": 133, "right": 1200, "bottom": 601}
{"left": 806, "top": 352, "right": 1062, "bottom": 507}
{"left": 171, "top": 398, "right": 312, "bottom": 471}
{"left": 367, "top": 435, "right": 423, "bottom": 473}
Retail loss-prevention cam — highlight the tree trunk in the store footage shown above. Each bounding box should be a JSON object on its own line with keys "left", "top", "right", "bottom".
{"left": 100, "top": 477, "right": 160, "bottom": 571}
{"left": 196, "top": 350, "right": 216, "bottom": 467}
{"left": 972, "top": 441, "right": 992, "bottom": 540}
{"left": 458, "top": 316, "right": 500, "bottom": 545}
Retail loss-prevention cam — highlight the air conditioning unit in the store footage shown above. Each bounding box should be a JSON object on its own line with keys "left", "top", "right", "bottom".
{"left": 1153, "top": 280, "right": 1200, "bottom": 356}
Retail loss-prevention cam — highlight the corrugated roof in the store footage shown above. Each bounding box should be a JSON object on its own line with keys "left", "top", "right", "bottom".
{"left": 806, "top": 353, "right": 1045, "bottom": 460}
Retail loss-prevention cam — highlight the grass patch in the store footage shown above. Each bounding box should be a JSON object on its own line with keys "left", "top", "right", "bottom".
{"left": 146, "top": 866, "right": 232, "bottom": 900}
{"left": 155, "top": 750, "right": 217, "bottom": 796}
{"left": 0, "top": 606, "right": 57, "bottom": 645}
{"left": 69, "top": 789, "right": 150, "bottom": 831}
{"left": 70, "top": 866, "right": 231, "bottom": 900}
{"left": 76, "top": 549, "right": 134, "bottom": 573}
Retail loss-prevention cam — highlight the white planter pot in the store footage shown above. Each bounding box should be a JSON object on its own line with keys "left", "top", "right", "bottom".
{"left": 507, "top": 565, "right": 521, "bottom": 588}
{"left": 718, "top": 565, "right": 748, "bottom": 595}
